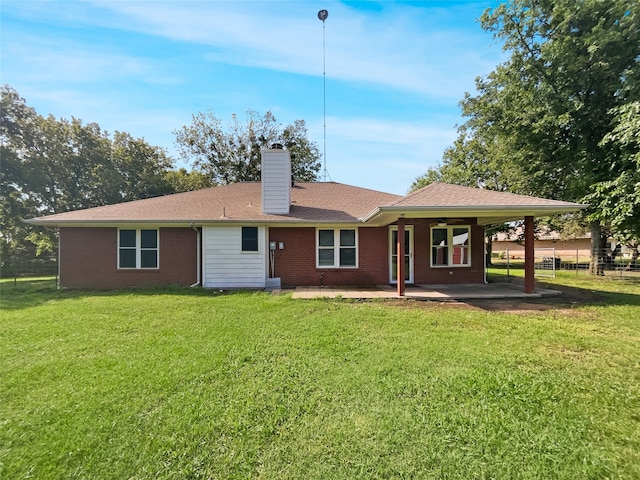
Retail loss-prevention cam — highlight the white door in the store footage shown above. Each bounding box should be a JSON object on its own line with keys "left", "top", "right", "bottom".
{"left": 389, "top": 226, "right": 413, "bottom": 284}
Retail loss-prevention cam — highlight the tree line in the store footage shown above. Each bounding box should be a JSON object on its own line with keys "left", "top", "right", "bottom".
{"left": 412, "top": 0, "right": 639, "bottom": 270}
{"left": 0, "top": 86, "right": 320, "bottom": 266}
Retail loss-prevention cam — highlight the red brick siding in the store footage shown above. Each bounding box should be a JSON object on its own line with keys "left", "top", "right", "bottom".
{"left": 269, "top": 220, "right": 486, "bottom": 287}
{"left": 60, "top": 220, "right": 487, "bottom": 289}
{"left": 269, "top": 227, "right": 389, "bottom": 287}
{"left": 60, "top": 227, "right": 197, "bottom": 289}
{"left": 411, "top": 220, "right": 485, "bottom": 284}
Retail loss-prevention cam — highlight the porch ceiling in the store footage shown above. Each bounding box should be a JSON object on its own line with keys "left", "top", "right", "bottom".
{"left": 361, "top": 205, "right": 587, "bottom": 226}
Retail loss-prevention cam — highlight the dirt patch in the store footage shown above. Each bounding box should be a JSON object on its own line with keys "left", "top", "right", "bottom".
{"left": 385, "top": 286, "right": 605, "bottom": 314}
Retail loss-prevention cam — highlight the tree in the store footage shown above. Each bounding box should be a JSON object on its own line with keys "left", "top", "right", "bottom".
{"left": 165, "top": 168, "right": 215, "bottom": 193}
{"left": 415, "top": 0, "right": 640, "bottom": 273}
{"left": 584, "top": 101, "right": 640, "bottom": 266}
{"left": 1, "top": 85, "right": 177, "bottom": 264}
{"left": 109, "top": 131, "right": 174, "bottom": 202}
{"left": 174, "top": 110, "right": 321, "bottom": 184}
{"left": 1, "top": 86, "right": 46, "bottom": 265}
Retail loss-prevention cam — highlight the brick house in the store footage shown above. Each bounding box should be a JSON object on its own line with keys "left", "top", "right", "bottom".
{"left": 26, "top": 147, "right": 585, "bottom": 294}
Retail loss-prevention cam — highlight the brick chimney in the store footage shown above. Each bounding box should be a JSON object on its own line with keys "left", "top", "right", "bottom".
{"left": 261, "top": 144, "right": 291, "bottom": 214}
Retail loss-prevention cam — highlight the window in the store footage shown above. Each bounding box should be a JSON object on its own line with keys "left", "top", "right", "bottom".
{"left": 317, "top": 228, "right": 357, "bottom": 268}
{"left": 118, "top": 229, "right": 158, "bottom": 269}
{"left": 431, "top": 226, "right": 470, "bottom": 267}
{"left": 242, "top": 227, "right": 259, "bottom": 252}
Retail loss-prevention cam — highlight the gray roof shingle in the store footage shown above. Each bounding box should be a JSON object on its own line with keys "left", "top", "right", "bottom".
{"left": 25, "top": 181, "right": 585, "bottom": 226}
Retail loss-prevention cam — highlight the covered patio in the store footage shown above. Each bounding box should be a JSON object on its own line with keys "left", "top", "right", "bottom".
{"left": 292, "top": 282, "right": 562, "bottom": 300}
{"left": 360, "top": 183, "right": 586, "bottom": 296}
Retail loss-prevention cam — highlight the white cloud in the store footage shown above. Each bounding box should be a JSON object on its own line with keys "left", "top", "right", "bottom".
{"left": 306, "top": 116, "right": 457, "bottom": 194}
{"left": 86, "top": 1, "right": 500, "bottom": 99}
{"left": 2, "top": 31, "right": 182, "bottom": 86}
{"left": 2, "top": 0, "right": 496, "bottom": 194}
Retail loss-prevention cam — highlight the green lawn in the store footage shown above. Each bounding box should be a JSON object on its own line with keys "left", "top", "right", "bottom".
{"left": 1, "top": 276, "right": 639, "bottom": 479}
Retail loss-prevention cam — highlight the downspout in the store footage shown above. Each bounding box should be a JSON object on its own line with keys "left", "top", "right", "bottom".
{"left": 484, "top": 233, "right": 488, "bottom": 284}
{"left": 57, "top": 229, "right": 61, "bottom": 289}
{"left": 190, "top": 223, "right": 201, "bottom": 287}
{"left": 44, "top": 226, "right": 61, "bottom": 289}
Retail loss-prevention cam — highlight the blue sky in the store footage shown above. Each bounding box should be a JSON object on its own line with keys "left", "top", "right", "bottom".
{"left": 1, "top": 0, "right": 505, "bottom": 195}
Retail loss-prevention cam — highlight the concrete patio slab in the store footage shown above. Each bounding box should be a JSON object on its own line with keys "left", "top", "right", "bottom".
{"left": 292, "top": 282, "right": 562, "bottom": 300}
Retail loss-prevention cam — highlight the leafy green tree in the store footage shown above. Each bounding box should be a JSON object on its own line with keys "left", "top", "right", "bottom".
{"left": 109, "top": 131, "right": 174, "bottom": 201}
{"left": 174, "top": 110, "right": 321, "bottom": 184}
{"left": 1, "top": 85, "right": 177, "bottom": 264}
{"left": 1, "top": 86, "right": 45, "bottom": 266}
{"left": 165, "top": 168, "right": 215, "bottom": 193}
{"left": 415, "top": 0, "right": 640, "bottom": 273}
{"left": 584, "top": 101, "right": 640, "bottom": 265}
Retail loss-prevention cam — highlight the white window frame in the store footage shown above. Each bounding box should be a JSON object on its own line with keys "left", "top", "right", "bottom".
{"left": 117, "top": 228, "right": 159, "bottom": 270}
{"left": 430, "top": 225, "right": 471, "bottom": 268}
{"left": 316, "top": 228, "right": 358, "bottom": 268}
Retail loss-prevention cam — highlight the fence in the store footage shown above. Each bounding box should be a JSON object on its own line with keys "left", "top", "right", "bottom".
{"left": 493, "top": 248, "right": 639, "bottom": 280}
{"left": 0, "top": 256, "right": 58, "bottom": 284}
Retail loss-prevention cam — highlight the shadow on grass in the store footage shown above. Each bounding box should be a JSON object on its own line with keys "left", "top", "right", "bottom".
{"left": 0, "top": 278, "right": 251, "bottom": 311}
{"left": 2, "top": 275, "right": 638, "bottom": 313}
{"left": 469, "top": 272, "right": 640, "bottom": 312}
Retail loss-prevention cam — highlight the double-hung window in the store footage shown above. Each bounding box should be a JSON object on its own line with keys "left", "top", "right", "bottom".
{"left": 431, "top": 226, "right": 470, "bottom": 267}
{"left": 241, "top": 227, "right": 259, "bottom": 252}
{"left": 317, "top": 228, "right": 357, "bottom": 268}
{"left": 118, "top": 229, "right": 158, "bottom": 269}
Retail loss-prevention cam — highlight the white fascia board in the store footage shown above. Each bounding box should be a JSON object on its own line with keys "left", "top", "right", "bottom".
{"left": 23, "top": 219, "right": 209, "bottom": 228}
{"left": 362, "top": 204, "right": 586, "bottom": 224}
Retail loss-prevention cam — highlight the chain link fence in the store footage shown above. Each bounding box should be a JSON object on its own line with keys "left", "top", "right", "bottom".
{"left": 0, "top": 256, "right": 58, "bottom": 284}
{"left": 492, "top": 248, "right": 639, "bottom": 280}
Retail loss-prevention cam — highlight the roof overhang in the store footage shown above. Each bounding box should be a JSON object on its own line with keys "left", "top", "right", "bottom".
{"left": 25, "top": 203, "right": 587, "bottom": 228}
{"left": 361, "top": 204, "right": 587, "bottom": 226}
{"left": 22, "top": 218, "right": 367, "bottom": 228}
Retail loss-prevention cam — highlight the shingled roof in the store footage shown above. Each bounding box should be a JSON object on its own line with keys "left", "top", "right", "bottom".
{"left": 391, "top": 182, "right": 578, "bottom": 207}
{"left": 25, "top": 181, "right": 586, "bottom": 227}
{"left": 362, "top": 182, "right": 586, "bottom": 225}
{"left": 25, "top": 182, "right": 402, "bottom": 226}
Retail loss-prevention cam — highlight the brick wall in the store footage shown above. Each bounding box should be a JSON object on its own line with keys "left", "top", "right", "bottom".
{"left": 411, "top": 219, "right": 485, "bottom": 284}
{"left": 269, "top": 220, "right": 486, "bottom": 287}
{"left": 268, "top": 227, "right": 389, "bottom": 287}
{"left": 60, "top": 227, "right": 198, "bottom": 289}
{"left": 60, "top": 221, "right": 487, "bottom": 289}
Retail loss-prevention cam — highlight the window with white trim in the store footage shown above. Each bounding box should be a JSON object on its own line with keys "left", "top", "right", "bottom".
{"left": 317, "top": 228, "right": 357, "bottom": 268}
{"left": 431, "top": 226, "right": 470, "bottom": 267}
{"left": 118, "top": 229, "right": 158, "bottom": 269}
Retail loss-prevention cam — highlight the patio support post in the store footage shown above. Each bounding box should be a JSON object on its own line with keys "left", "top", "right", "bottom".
{"left": 397, "top": 217, "right": 405, "bottom": 297}
{"left": 524, "top": 215, "right": 535, "bottom": 294}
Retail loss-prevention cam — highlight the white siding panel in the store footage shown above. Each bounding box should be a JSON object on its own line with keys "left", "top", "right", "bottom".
{"left": 203, "top": 226, "right": 266, "bottom": 288}
{"left": 261, "top": 150, "right": 291, "bottom": 214}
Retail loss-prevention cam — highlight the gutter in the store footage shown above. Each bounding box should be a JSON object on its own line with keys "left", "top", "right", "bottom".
{"left": 361, "top": 204, "right": 587, "bottom": 224}
{"left": 190, "top": 223, "right": 201, "bottom": 287}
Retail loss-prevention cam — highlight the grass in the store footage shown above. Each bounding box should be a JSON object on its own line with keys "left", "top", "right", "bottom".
{"left": 1, "top": 276, "right": 639, "bottom": 479}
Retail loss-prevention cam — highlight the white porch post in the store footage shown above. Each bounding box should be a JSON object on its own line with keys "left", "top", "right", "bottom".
{"left": 397, "top": 218, "right": 405, "bottom": 297}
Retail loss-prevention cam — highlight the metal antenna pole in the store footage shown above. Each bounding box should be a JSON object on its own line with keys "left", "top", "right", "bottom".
{"left": 318, "top": 9, "right": 330, "bottom": 182}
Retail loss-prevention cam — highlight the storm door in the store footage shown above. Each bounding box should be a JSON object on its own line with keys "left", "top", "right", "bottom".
{"left": 389, "top": 226, "right": 414, "bottom": 284}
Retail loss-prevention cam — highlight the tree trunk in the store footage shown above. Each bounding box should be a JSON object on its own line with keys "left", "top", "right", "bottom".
{"left": 589, "top": 221, "right": 604, "bottom": 276}
{"left": 485, "top": 234, "right": 493, "bottom": 266}
{"left": 626, "top": 242, "right": 639, "bottom": 271}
